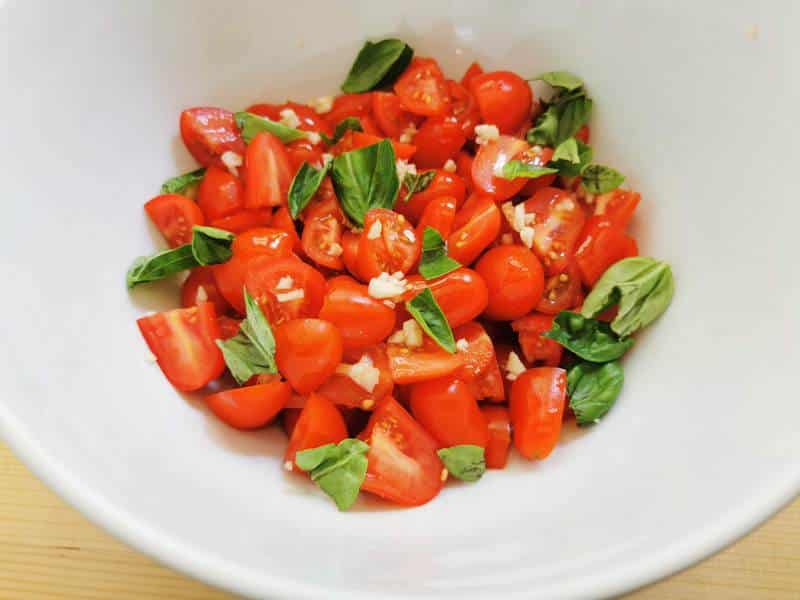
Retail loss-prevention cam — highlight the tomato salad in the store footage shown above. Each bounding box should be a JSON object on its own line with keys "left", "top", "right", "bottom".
{"left": 128, "top": 39, "right": 674, "bottom": 510}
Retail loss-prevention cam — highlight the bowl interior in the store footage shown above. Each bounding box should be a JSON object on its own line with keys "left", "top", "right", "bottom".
{"left": 2, "top": 1, "right": 800, "bottom": 598}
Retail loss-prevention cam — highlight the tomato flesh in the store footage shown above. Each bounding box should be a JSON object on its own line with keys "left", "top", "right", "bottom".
{"left": 196, "top": 166, "right": 244, "bottom": 221}
{"left": 244, "top": 131, "right": 292, "bottom": 209}
{"left": 180, "top": 107, "right": 245, "bottom": 168}
{"left": 357, "top": 209, "right": 421, "bottom": 279}
{"left": 144, "top": 194, "right": 205, "bottom": 248}
{"left": 511, "top": 313, "right": 564, "bottom": 367}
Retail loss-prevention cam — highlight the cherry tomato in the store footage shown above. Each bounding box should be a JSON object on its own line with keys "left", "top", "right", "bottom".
{"left": 510, "top": 367, "right": 567, "bottom": 459}
{"left": 285, "top": 139, "right": 325, "bottom": 174}
{"left": 416, "top": 196, "right": 457, "bottom": 239}
{"left": 331, "top": 130, "right": 416, "bottom": 161}
{"left": 270, "top": 206, "right": 303, "bottom": 255}
{"left": 179, "top": 107, "right": 245, "bottom": 168}
{"left": 217, "top": 314, "right": 241, "bottom": 340}
{"left": 591, "top": 189, "right": 641, "bottom": 229}
{"left": 357, "top": 209, "right": 421, "bottom": 279}
{"left": 317, "top": 344, "right": 393, "bottom": 410}
{"left": 181, "top": 267, "right": 231, "bottom": 314}
{"left": 196, "top": 166, "right": 244, "bottom": 221}
{"left": 325, "top": 93, "right": 374, "bottom": 129}
{"left": 447, "top": 80, "right": 481, "bottom": 137}
{"left": 469, "top": 71, "right": 533, "bottom": 134}
{"left": 455, "top": 151, "right": 474, "bottom": 193}
{"left": 232, "top": 227, "right": 293, "bottom": 259}
{"left": 472, "top": 135, "right": 530, "bottom": 201}
{"left": 452, "top": 321, "right": 495, "bottom": 380}
{"left": 394, "top": 57, "right": 450, "bottom": 117}
{"left": 144, "top": 194, "right": 205, "bottom": 248}
{"left": 281, "top": 101, "right": 334, "bottom": 137}
{"left": 536, "top": 261, "right": 582, "bottom": 314}
{"left": 245, "top": 256, "right": 326, "bottom": 325}
{"left": 372, "top": 92, "right": 422, "bottom": 138}
{"left": 575, "top": 222, "right": 639, "bottom": 286}
{"left": 511, "top": 312, "right": 563, "bottom": 367}
{"left": 410, "top": 376, "right": 489, "bottom": 448}
{"left": 282, "top": 407, "right": 302, "bottom": 438}
{"left": 475, "top": 245, "right": 545, "bottom": 320}
{"left": 206, "top": 380, "right": 291, "bottom": 430}
{"left": 285, "top": 392, "right": 348, "bottom": 467}
{"left": 481, "top": 406, "right": 511, "bottom": 469}
{"left": 209, "top": 209, "right": 271, "bottom": 234}
{"left": 448, "top": 194, "right": 502, "bottom": 265}
{"left": 243, "top": 131, "right": 292, "bottom": 209}
{"left": 412, "top": 116, "right": 467, "bottom": 169}
{"left": 359, "top": 396, "right": 444, "bottom": 506}
{"left": 274, "top": 318, "right": 343, "bottom": 394}
{"left": 520, "top": 146, "right": 557, "bottom": 196}
{"left": 523, "top": 186, "right": 586, "bottom": 275}
{"left": 395, "top": 169, "right": 467, "bottom": 224}
{"left": 387, "top": 342, "right": 463, "bottom": 384}
{"left": 340, "top": 230, "right": 365, "bottom": 281}
{"left": 472, "top": 354, "right": 506, "bottom": 402}
{"left": 319, "top": 276, "right": 396, "bottom": 351}
{"left": 137, "top": 303, "right": 225, "bottom": 391}
{"left": 405, "top": 268, "right": 488, "bottom": 328}
{"left": 460, "top": 61, "right": 484, "bottom": 89}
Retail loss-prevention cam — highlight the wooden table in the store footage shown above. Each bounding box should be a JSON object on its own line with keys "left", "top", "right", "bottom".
{"left": 1, "top": 444, "right": 798, "bottom": 599}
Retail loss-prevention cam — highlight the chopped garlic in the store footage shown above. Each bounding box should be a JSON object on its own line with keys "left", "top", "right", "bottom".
{"left": 275, "top": 276, "right": 294, "bottom": 291}
{"left": 279, "top": 108, "right": 301, "bottom": 129}
{"left": 398, "top": 123, "right": 417, "bottom": 144}
{"left": 321, "top": 153, "right": 333, "bottom": 168}
{"left": 443, "top": 158, "right": 457, "bottom": 173}
{"left": 305, "top": 131, "right": 321, "bottom": 145}
{"left": 251, "top": 236, "right": 269, "bottom": 246}
{"left": 513, "top": 203, "right": 527, "bottom": 232}
{"left": 308, "top": 95, "right": 333, "bottom": 114}
{"left": 275, "top": 289, "right": 305, "bottom": 303}
{"left": 195, "top": 285, "right": 208, "bottom": 303}
{"left": 396, "top": 159, "right": 416, "bottom": 180}
{"left": 474, "top": 124, "right": 500, "bottom": 145}
{"left": 455, "top": 338, "right": 469, "bottom": 352}
{"left": 387, "top": 330, "right": 406, "bottom": 344}
{"left": 519, "top": 226, "right": 535, "bottom": 249}
{"left": 505, "top": 351, "right": 526, "bottom": 381}
{"left": 402, "top": 229, "right": 416, "bottom": 243}
{"left": 402, "top": 319, "right": 424, "bottom": 348}
{"left": 221, "top": 151, "right": 242, "bottom": 176}
{"left": 328, "top": 242, "right": 343, "bottom": 257}
{"left": 366, "top": 220, "right": 383, "bottom": 240}
{"left": 283, "top": 460, "right": 293, "bottom": 472}
{"left": 368, "top": 271, "right": 407, "bottom": 299}
{"left": 382, "top": 300, "right": 396, "bottom": 309}
{"left": 336, "top": 354, "right": 380, "bottom": 392}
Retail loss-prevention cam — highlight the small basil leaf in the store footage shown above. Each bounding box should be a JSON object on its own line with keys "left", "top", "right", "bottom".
{"left": 126, "top": 245, "right": 197, "bottom": 289}
{"left": 295, "top": 439, "right": 369, "bottom": 510}
{"left": 543, "top": 311, "right": 634, "bottom": 362}
{"left": 556, "top": 96, "right": 592, "bottom": 144}
{"left": 160, "top": 168, "right": 206, "bottom": 195}
{"left": 533, "top": 71, "right": 584, "bottom": 91}
{"left": 527, "top": 105, "right": 559, "bottom": 146}
{"left": 234, "top": 111, "right": 307, "bottom": 144}
{"left": 418, "top": 226, "right": 461, "bottom": 280}
{"left": 405, "top": 288, "right": 456, "bottom": 353}
{"left": 567, "top": 361, "right": 624, "bottom": 425}
{"left": 191, "top": 225, "right": 234, "bottom": 265}
{"left": 551, "top": 137, "right": 580, "bottom": 163}
{"left": 501, "top": 161, "right": 559, "bottom": 180}
{"left": 437, "top": 445, "right": 486, "bottom": 482}
{"left": 288, "top": 162, "right": 330, "bottom": 218}
{"left": 216, "top": 289, "right": 277, "bottom": 384}
{"left": 403, "top": 169, "right": 436, "bottom": 201}
{"left": 321, "top": 117, "right": 364, "bottom": 145}
{"left": 241, "top": 289, "right": 277, "bottom": 371}
{"left": 581, "top": 257, "right": 675, "bottom": 338}
{"left": 580, "top": 164, "right": 625, "bottom": 195}
{"left": 549, "top": 138, "right": 593, "bottom": 177}
{"left": 331, "top": 139, "right": 399, "bottom": 226}
{"left": 341, "top": 39, "right": 414, "bottom": 93}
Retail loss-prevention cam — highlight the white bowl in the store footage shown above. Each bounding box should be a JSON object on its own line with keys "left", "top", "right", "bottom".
{"left": 2, "top": 1, "right": 799, "bottom": 598}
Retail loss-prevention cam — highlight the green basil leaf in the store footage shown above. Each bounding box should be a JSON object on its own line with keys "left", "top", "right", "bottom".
{"left": 533, "top": 71, "right": 584, "bottom": 91}
{"left": 543, "top": 311, "right": 634, "bottom": 362}
{"left": 160, "top": 168, "right": 206, "bottom": 195}
{"left": 501, "top": 160, "right": 559, "bottom": 180}
{"left": 126, "top": 245, "right": 197, "bottom": 289}
{"left": 556, "top": 96, "right": 592, "bottom": 144}
{"left": 581, "top": 257, "right": 675, "bottom": 338}
{"left": 190, "top": 225, "right": 234, "bottom": 265}
{"left": 580, "top": 164, "right": 625, "bottom": 195}
{"left": 437, "top": 445, "right": 486, "bottom": 482}
{"left": 288, "top": 162, "right": 329, "bottom": 218}
{"left": 551, "top": 137, "right": 580, "bottom": 163}
{"left": 295, "top": 439, "right": 369, "bottom": 510}
{"left": 216, "top": 289, "right": 277, "bottom": 384}
{"left": 549, "top": 138, "right": 593, "bottom": 177}
{"left": 567, "top": 361, "right": 624, "bottom": 425}
{"left": 234, "top": 111, "right": 307, "bottom": 144}
{"left": 241, "top": 289, "right": 277, "bottom": 370}
{"left": 331, "top": 139, "right": 399, "bottom": 226}
{"left": 418, "top": 227, "right": 461, "bottom": 280}
{"left": 402, "top": 169, "right": 436, "bottom": 201}
{"left": 527, "top": 105, "right": 559, "bottom": 146}
{"left": 321, "top": 117, "right": 364, "bottom": 145}
{"left": 405, "top": 288, "right": 456, "bottom": 353}
{"left": 341, "top": 39, "right": 414, "bottom": 93}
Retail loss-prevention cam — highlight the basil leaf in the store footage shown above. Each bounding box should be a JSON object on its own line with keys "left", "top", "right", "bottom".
{"left": 549, "top": 138, "right": 593, "bottom": 177}
{"left": 501, "top": 160, "right": 558, "bottom": 180}
{"left": 295, "top": 439, "right": 369, "bottom": 510}
{"left": 543, "top": 311, "right": 633, "bottom": 362}
{"left": 321, "top": 117, "right": 363, "bottom": 145}
{"left": 527, "top": 93, "right": 592, "bottom": 147}
{"left": 551, "top": 137, "right": 580, "bottom": 163}
{"left": 437, "top": 445, "right": 486, "bottom": 482}
{"left": 557, "top": 96, "right": 593, "bottom": 144}
{"left": 190, "top": 225, "right": 234, "bottom": 265}
{"left": 160, "top": 168, "right": 206, "bottom": 195}
{"left": 580, "top": 164, "right": 625, "bottom": 195}
{"left": 581, "top": 257, "right": 675, "bottom": 338}
{"left": 216, "top": 289, "right": 277, "bottom": 384}
{"left": 402, "top": 169, "right": 436, "bottom": 201}
{"left": 567, "top": 361, "right": 624, "bottom": 426}
{"left": 418, "top": 227, "right": 461, "bottom": 280}
{"left": 533, "top": 71, "right": 584, "bottom": 91}
{"left": 405, "top": 288, "right": 456, "bottom": 353}
{"left": 126, "top": 245, "right": 197, "bottom": 289}
{"left": 527, "top": 105, "right": 559, "bottom": 146}
{"left": 241, "top": 289, "right": 277, "bottom": 369}
{"left": 234, "top": 111, "right": 307, "bottom": 144}
{"left": 331, "top": 139, "right": 399, "bottom": 226}
{"left": 341, "top": 39, "right": 414, "bottom": 93}
{"left": 288, "top": 162, "right": 329, "bottom": 218}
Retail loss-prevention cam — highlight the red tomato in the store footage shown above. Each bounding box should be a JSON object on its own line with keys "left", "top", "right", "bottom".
{"left": 179, "top": 107, "right": 245, "bottom": 168}
{"left": 245, "top": 256, "right": 326, "bottom": 325}
{"left": 359, "top": 396, "right": 444, "bottom": 506}
{"left": 523, "top": 187, "right": 586, "bottom": 276}
{"left": 357, "top": 209, "right": 421, "bottom": 279}
{"left": 137, "top": 303, "right": 225, "bottom": 391}
{"left": 575, "top": 222, "right": 639, "bottom": 286}
{"left": 460, "top": 61, "right": 484, "bottom": 89}
{"left": 270, "top": 207, "right": 303, "bottom": 255}
{"left": 325, "top": 93, "right": 374, "bottom": 129}
{"left": 232, "top": 227, "right": 293, "bottom": 259}
{"left": 469, "top": 71, "right": 533, "bottom": 134}
{"left": 536, "top": 261, "right": 582, "bottom": 314}
{"left": 472, "top": 354, "right": 505, "bottom": 402}
{"left": 510, "top": 367, "right": 567, "bottom": 459}
{"left": 387, "top": 343, "right": 463, "bottom": 384}
{"left": 520, "top": 147, "right": 557, "bottom": 196}
{"left": 317, "top": 344, "right": 393, "bottom": 410}
{"left": 475, "top": 245, "right": 545, "bottom": 320}
{"left": 331, "top": 130, "right": 416, "bottom": 161}
{"left": 447, "top": 80, "right": 481, "bottom": 137}
{"left": 412, "top": 116, "right": 467, "bottom": 169}
{"left": 282, "top": 407, "right": 302, "bottom": 438}
{"left": 410, "top": 376, "right": 489, "bottom": 448}
{"left": 282, "top": 101, "right": 334, "bottom": 136}
{"left": 591, "top": 189, "right": 641, "bottom": 229}
{"left": 319, "top": 276, "right": 396, "bottom": 351}
{"left": 452, "top": 321, "right": 495, "bottom": 381}
{"left": 405, "top": 268, "right": 489, "bottom": 328}
{"left": 217, "top": 314, "right": 241, "bottom": 340}
{"left": 395, "top": 169, "right": 467, "bottom": 224}
{"left": 302, "top": 205, "right": 345, "bottom": 271}
{"left": 576, "top": 125, "right": 590, "bottom": 144}
{"left": 206, "top": 380, "right": 291, "bottom": 430}
{"left": 394, "top": 57, "right": 450, "bottom": 117}
{"left": 285, "top": 393, "right": 348, "bottom": 467}
{"left": 181, "top": 267, "right": 231, "bottom": 314}
{"left": 340, "top": 230, "right": 365, "bottom": 281}
{"left": 244, "top": 103, "right": 280, "bottom": 119}
{"left": 455, "top": 151, "right": 474, "bottom": 193}
{"left": 472, "top": 135, "right": 530, "bottom": 201}
{"left": 285, "top": 139, "right": 325, "bottom": 174}
{"left": 482, "top": 406, "right": 511, "bottom": 469}
{"left": 196, "top": 166, "right": 244, "bottom": 221}
{"left": 448, "top": 194, "right": 502, "bottom": 265}
{"left": 243, "top": 131, "right": 292, "bottom": 209}
{"left": 511, "top": 313, "right": 563, "bottom": 367}
{"left": 274, "top": 318, "right": 343, "bottom": 394}
{"left": 372, "top": 92, "right": 422, "bottom": 138}
{"left": 209, "top": 209, "right": 271, "bottom": 234}
{"left": 416, "top": 196, "right": 457, "bottom": 239}
{"left": 144, "top": 194, "right": 205, "bottom": 248}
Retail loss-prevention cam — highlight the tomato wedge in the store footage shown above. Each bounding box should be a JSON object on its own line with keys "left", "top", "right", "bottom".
{"left": 395, "top": 169, "right": 467, "bottom": 224}
{"left": 206, "top": 380, "right": 291, "bottom": 430}
{"left": 410, "top": 376, "right": 489, "bottom": 448}
{"left": 387, "top": 342, "right": 463, "bottom": 384}
{"left": 318, "top": 276, "right": 396, "bottom": 351}
{"left": 144, "top": 194, "right": 205, "bottom": 248}
{"left": 285, "top": 393, "right": 348, "bottom": 468}
{"left": 536, "top": 261, "right": 582, "bottom": 314}
{"left": 482, "top": 406, "right": 511, "bottom": 469}
{"left": 416, "top": 195, "right": 457, "bottom": 239}
{"left": 209, "top": 209, "right": 271, "bottom": 234}
{"left": 522, "top": 186, "right": 586, "bottom": 276}
{"left": 274, "top": 318, "right": 343, "bottom": 395}
{"left": 325, "top": 93, "right": 374, "bottom": 129}
{"left": 511, "top": 312, "right": 563, "bottom": 367}
{"left": 270, "top": 206, "right": 303, "bottom": 255}
{"left": 357, "top": 208, "right": 421, "bottom": 279}
{"left": 447, "top": 194, "right": 502, "bottom": 265}
{"left": 340, "top": 230, "right": 365, "bottom": 281}
{"left": 510, "top": 367, "right": 567, "bottom": 459}
{"left": 372, "top": 92, "right": 422, "bottom": 138}
{"left": 179, "top": 107, "right": 245, "bottom": 168}
{"left": 447, "top": 80, "right": 481, "bottom": 137}
{"left": 460, "top": 61, "right": 484, "bottom": 89}
{"left": 394, "top": 57, "right": 450, "bottom": 117}
{"left": 317, "top": 344, "right": 394, "bottom": 410}
{"left": 472, "top": 135, "right": 530, "bottom": 201}
{"left": 575, "top": 221, "right": 638, "bottom": 286}
{"left": 452, "top": 321, "right": 495, "bottom": 381}
{"left": 243, "top": 131, "right": 292, "bottom": 209}
{"left": 196, "top": 166, "right": 244, "bottom": 221}
{"left": 244, "top": 255, "right": 326, "bottom": 325}
{"left": 331, "top": 130, "right": 416, "bottom": 161}
{"left": 411, "top": 116, "right": 467, "bottom": 169}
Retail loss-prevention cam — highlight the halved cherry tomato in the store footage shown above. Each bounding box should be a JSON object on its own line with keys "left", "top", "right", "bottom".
{"left": 325, "top": 93, "right": 374, "bottom": 129}
{"left": 472, "top": 355, "right": 505, "bottom": 402}
{"left": 144, "top": 194, "right": 205, "bottom": 248}
{"left": 416, "top": 196, "right": 457, "bottom": 239}
{"left": 453, "top": 321, "right": 495, "bottom": 381}
{"left": 412, "top": 116, "right": 467, "bottom": 169}
{"left": 232, "top": 227, "right": 293, "bottom": 259}
{"left": 482, "top": 406, "right": 511, "bottom": 469}
{"left": 281, "top": 101, "right": 334, "bottom": 137}
{"left": 471, "top": 135, "right": 530, "bottom": 201}
{"left": 448, "top": 194, "right": 502, "bottom": 265}
{"left": 536, "top": 261, "right": 582, "bottom": 314}
{"left": 357, "top": 209, "right": 421, "bottom": 279}
{"left": 331, "top": 130, "right": 416, "bottom": 160}
{"left": 394, "top": 57, "right": 450, "bottom": 117}
{"left": 476, "top": 245, "right": 545, "bottom": 320}
{"left": 511, "top": 313, "right": 563, "bottom": 367}
{"left": 245, "top": 255, "right": 326, "bottom": 325}
{"left": 209, "top": 209, "right": 271, "bottom": 234}
{"left": 270, "top": 206, "right": 303, "bottom": 255}
{"left": 274, "top": 318, "right": 343, "bottom": 395}
{"left": 510, "top": 367, "right": 567, "bottom": 459}
{"left": 179, "top": 107, "right": 245, "bottom": 168}
{"left": 455, "top": 151, "right": 474, "bottom": 193}
{"left": 243, "top": 131, "right": 292, "bottom": 209}
{"left": 301, "top": 179, "right": 345, "bottom": 270}
{"left": 404, "top": 268, "right": 488, "bottom": 328}
{"left": 217, "top": 314, "right": 241, "bottom": 340}
{"left": 591, "top": 189, "right": 641, "bottom": 229}
{"left": 575, "top": 222, "right": 639, "bottom": 286}
{"left": 285, "top": 392, "right": 348, "bottom": 468}
{"left": 520, "top": 146, "right": 557, "bottom": 196}
{"left": 469, "top": 71, "right": 533, "bottom": 134}
{"left": 181, "top": 267, "right": 231, "bottom": 314}
{"left": 206, "top": 380, "right": 291, "bottom": 430}
{"left": 387, "top": 342, "right": 463, "bottom": 384}
{"left": 460, "top": 61, "right": 484, "bottom": 89}
{"left": 282, "top": 407, "right": 302, "bottom": 439}
{"left": 523, "top": 186, "right": 586, "bottom": 275}
{"left": 317, "top": 344, "right": 393, "bottom": 410}
{"left": 319, "top": 276, "right": 396, "bottom": 351}
{"left": 340, "top": 230, "right": 365, "bottom": 281}
{"left": 285, "top": 139, "right": 325, "bottom": 174}
{"left": 447, "top": 80, "right": 482, "bottom": 137}
{"left": 372, "top": 92, "right": 422, "bottom": 138}
{"left": 137, "top": 303, "right": 225, "bottom": 391}
{"left": 359, "top": 396, "right": 444, "bottom": 506}
{"left": 395, "top": 169, "right": 467, "bottom": 224}
{"left": 196, "top": 166, "right": 244, "bottom": 221}
{"left": 410, "top": 376, "right": 489, "bottom": 448}
{"left": 356, "top": 114, "right": 383, "bottom": 136}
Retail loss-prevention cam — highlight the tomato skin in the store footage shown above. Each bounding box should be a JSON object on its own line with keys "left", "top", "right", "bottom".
{"left": 331, "top": 130, "right": 416, "bottom": 160}
{"left": 536, "top": 261, "right": 582, "bottom": 314}
{"left": 460, "top": 61, "right": 484, "bottom": 89}
{"left": 285, "top": 392, "right": 348, "bottom": 467}
{"left": 319, "top": 276, "right": 396, "bottom": 351}
{"left": 476, "top": 245, "right": 545, "bottom": 320}
{"left": 372, "top": 92, "right": 422, "bottom": 138}
{"left": 447, "top": 80, "right": 482, "bottom": 137}
{"left": 523, "top": 187, "right": 586, "bottom": 276}
{"left": 274, "top": 318, "right": 343, "bottom": 395}
{"left": 472, "top": 135, "right": 530, "bottom": 201}
{"left": 412, "top": 116, "right": 467, "bottom": 169}
{"left": 410, "top": 376, "right": 489, "bottom": 448}
{"left": 416, "top": 195, "right": 457, "bottom": 239}
{"left": 317, "top": 344, "right": 393, "bottom": 409}
{"left": 395, "top": 169, "right": 467, "bottom": 224}
{"left": 575, "top": 223, "right": 638, "bottom": 286}
{"left": 340, "top": 230, "right": 365, "bottom": 281}
{"left": 510, "top": 367, "right": 567, "bottom": 460}
{"left": 209, "top": 209, "right": 271, "bottom": 234}
{"left": 387, "top": 343, "right": 463, "bottom": 384}
{"left": 285, "top": 139, "right": 325, "bottom": 174}
{"left": 137, "top": 303, "right": 225, "bottom": 391}
{"left": 245, "top": 255, "right": 326, "bottom": 325}
{"left": 359, "top": 396, "right": 444, "bottom": 506}
{"left": 270, "top": 207, "right": 303, "bottom": 255}
{"left": 144, "top": 194, "right": 205, "bottom": 248}
{"left": 519, "top": 147, "right": 557, "bottom": 196}
{"left": 179, "top": 107, "right": 245, "bottom": 168}
{"left": 591, "top": 189, "right": 641, "bottom": 230}
{"left": 206, "top": 380, "right": 291, "bottom": 430}
{"left": 357, "top": 209, "right": 421, "bottom": 279}
{"left": 405, "top": 268, "right": 489, "bottom": 328}
{"left": 181, "top": 267, "right": 231, "bottom": 315}
{"left": 482, "top": 406, "right": 511, "bottom": 469}
{"left": 325, "top": 93, "right": 374, "bottom": 129}
{"left": 217, "top": 314, "right": 241, "bottom": 340}
{"left": 394, "top": 57, "right": 450, "bottom": 117}
{"left": 243, "top": 131, "right": 292, "bottom": 209}
{"left": 448, "top": 194, "right": 502, "bottom": 265}
{"left": 469, "top": 71, "right": 533, "bottom": 134}
{"left": 196, "top": 166, "right": 244, "bottom": 221}
{"left": 452, "top": 321, "right": 495, "bottom": 381}
{"left": 232, "top": 227, "right": 293, "bottom": 259}
{"left": 455, "top": 151, "right": 475, "bottom": 193}
{"left": 511, "top": 312, "right": 563, "bottom": 367}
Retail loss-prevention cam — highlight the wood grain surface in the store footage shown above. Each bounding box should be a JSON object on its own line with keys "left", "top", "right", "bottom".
{"left": 1, "top": 443, "right": 798, "bottom": 599}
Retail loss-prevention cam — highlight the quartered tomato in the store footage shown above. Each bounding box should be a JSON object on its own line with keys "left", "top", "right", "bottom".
{"left": 209, "top": 209, "right": 271, "bottom": 234}
{"left": 411, "top": 116, "right": 467, "bottom": 169}
{"left": 536, "top": 261, "right": 582, "bottom": 314}
{"left": 274, "top": 318, "right": 343, "bottom": 394}
{"left": 331, "top": 130, "right": 416, "bottom": 160}
{"left": 301, "top": 186, "right": 346, "bottom": 271}
{"left": 472, "top": 355, "right": 505, "bottom": 402}
{"left": 510, "top": 367, "right": 567, "bottom": 460}
{"left": 575, "top": 221, "right": 638, "bottom": 286}
{"left": 196, "top": 166, "right": 244, "bottom": 221}
{"left": 469, "top": 71, "right": 533, "bottom": 134}
{"left": 447, "top": 194, "right": 502, "bottom": 265}
{"left": 285, "top": 392, "right": 348, "bottom": 468}
{"left": 522, "top": 186, "right": 586, "bottom": 276}
{"left": 415, "top": 195, "right": 457, "bottom": 239}
{"left": 447, "top": 80, "right": 481, "bottom": 137}
{"left": 243, "top": 131, "right": 292, "bottom": 209}
{"left": 181, "top": 267, "right": 231, "bottom": 315}
{"left": 405, "top": 268, "right": 489, "bottom": 328}
{"left": 325, "top": 93, "right": 374, "bottom": 129}
{"left": 206, "top": 380, "right": 291, "bottom": 430}
{"left": 590, "top": 189, "right": 641, "bottom": 229}
{"left": 520, "top": 146, "right": 557, "bottom": 196}
{"left": 481, "top": 406, "right": 511, "bottom": 469}
{"left": 511, "top": 312, "right": 563, "bottom": 367}
{"left": 460, "top": 61, "right": 484, "bottom": 89}
{"left": 410, "top": 376, "right": 489, "bottom": 448}
{"left": 244, "top": 255, "right": 326, "bottom": 325}
{"left": 394, "top": 57, "right": 450, "bottom": 117}
{"left": 179, "top": 107, "right": 245, "bottom": 168}
{"left": 395, "top": 169, "right": 467, "bottom": 224}
{"left": 317, "top": 344, "right": 393, "bottom": 410}
{"left": 359, "top": 396, "right": 444, "bottom": 506}
{"left": 144, "top": 194, "right": 205, "bottom": 248}
{"left": 281, "top": 101, "right": 334, "bottom": 137}
{"left": 372, "top": 92, "right": 422, "bottom": 138}
{"left": 270, "top": 207, "right": 303, "bottom": 255}
{"left": 319, "top": 276, "right": 396, "bottom": 351}
{"left": 455, "top": 151, "right": 474, "bottom": 192}
{"left": 357, "top": 208, "right": 421, "bottom": 279}
{"left": 387, "top": 342, "right": 463, "bottom": 384}
{"left": 137, "top": 303, "right": 225, "bottom": 391}
{"left": 472, "top": 135, "right": 530, "bottom": 201}
{"left": 452, "top": 321, "right": 495, "bottom": 381}
{"left": 475, "top": 244, "right": 545, "bottom": 320}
